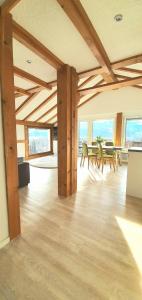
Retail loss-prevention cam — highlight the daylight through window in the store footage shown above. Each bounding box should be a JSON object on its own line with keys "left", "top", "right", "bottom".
{"left": 28, "top": 127, "right": 51, "bottom": 155}
{"left": 93, "top": 119, "right": 114, "bottom": 141}
{"left": 125, "top": 118, "right": 142, "bottom": 147}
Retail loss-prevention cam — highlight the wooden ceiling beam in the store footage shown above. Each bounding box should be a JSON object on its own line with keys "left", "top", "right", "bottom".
{"left": 45, "top": 114, "right": 57, "bottom": 124}
{"left": 26, "top": 86, "right": 43, "bottom": 94}
{"left": 13, "top": 53, "right": 142, "bottom": 89}
{"left": 112, "top": 54, "right": 142, "bottom": 70}
{"left": 47, "top": 80, "right": 57, "bottom": 87}
{"left": 1, "top": 0, "right": 21, "bottom": 13}
{"left": 79, "top": 76, "right": 142, "bottom": 96}
{"left": 14, "top": 86, "right": 31, "bottom": 96}
{"left": 15, "top": 92, "right": 39, "bottom": 115}
{"left": 57, "top": 0, "right": 115, "bottom": 83}
{"left": 23, "top": 90, "right": 57, "bottom": 120}
{"left": 79, "top": 78, "right": 104, "bottom": 99}
{"left": 15, "top": 92, "right": 24, "bottom": 98}
{"left": 23, "top": 76, "right": 103, "bottom": 122}
{"left": 14, "top": 66, "right": 52, "bottom": 90}
{"left": 79, "top": 66, "right": 104, "bottom": 79}
{"left": 78, "top": 92, "right": 100, "bottom": 108}
{"left": 12, "top": 20, "right": 63, "bottom": 69}
{"left": 78, "top": 74, "right": 98, "bottom": 88}
{"left": 78, "top": 53, "right": 142, "bottom": 79}
{"left": 118, "top": 67, "right": 142, "bottom": 75}
{"left": 35, "top": 104, "right": 57, "bottom": 122}
{"left": 115, "top": 74, "right": 142, "bottom": 90}
{"left": 16, "top": 120, "right": 52, "bottom": 127}
{"left": 78, "top": 78, "right": 104, "bottom": 107}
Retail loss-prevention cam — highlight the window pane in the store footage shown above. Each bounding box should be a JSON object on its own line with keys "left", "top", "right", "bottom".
{"left": 28, "top": 128, "right": 51, "bottom": 155}
{"left": 125, "top": 119, "right": 142, "bottom": 147}
{"left": 79, "top": 121, "right": 88, "bottom": 143}
{"left": 93, "top": 119, "right": 114, "bottom": 141}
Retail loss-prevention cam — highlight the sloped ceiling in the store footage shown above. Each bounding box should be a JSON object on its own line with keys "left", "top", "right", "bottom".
{"left": 10, "top": 0, "right": 142, "bottom": 124}
{"left": 81, "top": 0, "right": 142, "bottom": 62}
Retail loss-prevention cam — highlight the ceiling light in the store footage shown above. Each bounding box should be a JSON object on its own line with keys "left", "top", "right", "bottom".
{"left": 26, "top": 59, "right": 32, "bottom": 64}
{"left": 114, "top": 14, "right": 123, "bottom": 22}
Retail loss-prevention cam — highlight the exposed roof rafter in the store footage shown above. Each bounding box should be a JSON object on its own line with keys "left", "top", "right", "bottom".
{"left": 14, "top": 66, "right": 52, "bottom": 90}
{"left": 16, "top": 120, "right": 52, "bottom": 127}
{"left": 115, "top": 74, "right": 142, "bottom": 90}
{"left": 46, "top": 114, "right": 57, "bottom": 124}
{"left": 13, "top": 20, "right": 63, "bottom": 69}
{"left": 35, "top": 104, "right": 57, "bottom": 122}
{"left": 79, "top": 76, "right": 142, "bottom": 96}
{"left": 78, "top": 92, "right": 100, "bottom": 108}
{"left": 57, "top": 0, "right": 116, "bottom": 83}
{"left": 118, "top": 67, "right": 142, "bottom": 75}
{"left": 23, "top": 90, "right": 57, "bottom": 121}
{"left": 16, "top": 92, "right": 39, "bottom": 115}
{"left": 79, "top": 53, "right": 142, "bottom": 78}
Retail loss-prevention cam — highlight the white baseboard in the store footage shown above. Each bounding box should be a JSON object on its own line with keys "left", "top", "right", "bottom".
{"left": 0, "top": 237, "right": 10, "bottom": 249}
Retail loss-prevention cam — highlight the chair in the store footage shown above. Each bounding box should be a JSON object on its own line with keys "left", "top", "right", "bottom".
{"left": 105, "top": 141, "right": 121, "bottom": 166}
{"left": 105, "top": 141, "right": 114, "bottom": 155}
{"left": 80, "top": 143, "right": 98, "bottom": 169}
{"left": 97, "top": 143, "right": 116, "bottom": 172}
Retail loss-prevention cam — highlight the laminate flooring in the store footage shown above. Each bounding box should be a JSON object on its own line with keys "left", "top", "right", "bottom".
{"left": 0, "top": 161, "right": 142, "bottom": 300}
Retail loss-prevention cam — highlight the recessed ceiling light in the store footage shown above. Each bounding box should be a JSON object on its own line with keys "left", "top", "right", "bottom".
{"left": 114, "top": 14, "right": 123, "bottom": 22}
{"left": 26, "top": 59, "right": 32, "bottom": 64}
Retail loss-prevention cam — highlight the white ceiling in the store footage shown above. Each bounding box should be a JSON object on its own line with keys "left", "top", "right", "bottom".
{"left": 81, "top": 0, "right": 142, "bottom": 62}
{"left": 8, "top": 0, "right": 142, "bottom": 123}
{"left": 12, "top": 0, "right": 99, "bottom": 78}
{"left": 78, "top": 87, "right": 142, "bottom": 118}
{"left": 13, "top": 39, "right": 56, "bottom": 82}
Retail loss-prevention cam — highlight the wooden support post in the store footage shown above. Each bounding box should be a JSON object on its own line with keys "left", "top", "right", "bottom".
{"left": 57, "top": 65, "right": 78, "bottom": 196}
{"left": 115, "top": 112, "right": 123, "bottom": 146}
{"left": 0, "top": 11, "right": 20, "bottom": 239}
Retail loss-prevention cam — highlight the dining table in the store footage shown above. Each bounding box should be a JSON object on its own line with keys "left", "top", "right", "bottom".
{"left": 87, "top": 145, "right": 123, "bottom": 150}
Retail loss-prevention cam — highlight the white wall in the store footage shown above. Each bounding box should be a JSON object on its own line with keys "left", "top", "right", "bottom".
{"left": 16, "top": 125, "right": 25, "bottom": 157}
{"left": 0, "top": 95, "right": 9, "bottom": 248}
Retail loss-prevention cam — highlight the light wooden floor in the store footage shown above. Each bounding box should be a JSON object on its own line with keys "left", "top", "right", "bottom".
{"left": 0, "top": 161, "right": 142, "bottom": 299}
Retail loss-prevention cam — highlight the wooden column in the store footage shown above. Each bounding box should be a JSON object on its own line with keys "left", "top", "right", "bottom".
{"left": 0, "top": 11, "right": 20, "bottom": 239}
{"left": 115, "top": 112, "right": 123, "bottom": 146}
{"left": 57, "top": 64, "right": 78, "bottom": 196}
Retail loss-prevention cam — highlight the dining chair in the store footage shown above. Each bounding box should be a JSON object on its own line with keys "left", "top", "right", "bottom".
{"left": 105, "top": 141, "right": 122, "bottom": 166}
{"left": 80, "top": 143, "right": 98, "bottom": 169}
{"left": 97, "top": 143, "right": 116, "bottom": 172}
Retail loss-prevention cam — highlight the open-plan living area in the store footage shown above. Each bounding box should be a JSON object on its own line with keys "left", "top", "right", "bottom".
{"left": 0, "top": 0, "right": 142, "bottom": 299}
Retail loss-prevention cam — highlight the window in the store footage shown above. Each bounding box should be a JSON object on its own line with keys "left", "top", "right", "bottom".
{"left": 28, "top": 127, "right": 51, "bottom": 157}
{"left": 79, "top": 121, "right": 88, "bottom": 143}
{"left": 93, "top": 119, "right": 114, "bottom": 141}
{"left": 125, "top": 118, "right": 142, "bottom": 147}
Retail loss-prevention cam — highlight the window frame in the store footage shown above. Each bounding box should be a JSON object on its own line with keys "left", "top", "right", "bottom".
{"left": 25, "top": 124, "right": 53, "bottom": 160}
{"left": 125, "top": 117, "right": 142, "bottom": 148}
{"left": 92, "top": 118, "right": 115, "bottom": 142}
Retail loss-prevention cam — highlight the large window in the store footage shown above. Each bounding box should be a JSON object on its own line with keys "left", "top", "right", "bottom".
{"left": 79, "top": 121, "right": 88, "bottom": 143}
{"left": 125, "top": 118, "right": 142, "bottom": 147}
{"left": 93, "top": 119, "right": 114, "bottom": 141}
{"left": 28, "top": 127, "right": 51, "bottom": 157}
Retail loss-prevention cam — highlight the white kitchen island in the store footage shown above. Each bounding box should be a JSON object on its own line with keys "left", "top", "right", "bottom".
{"left": 126, "top": 148, "right": 142, "bottom": 199}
